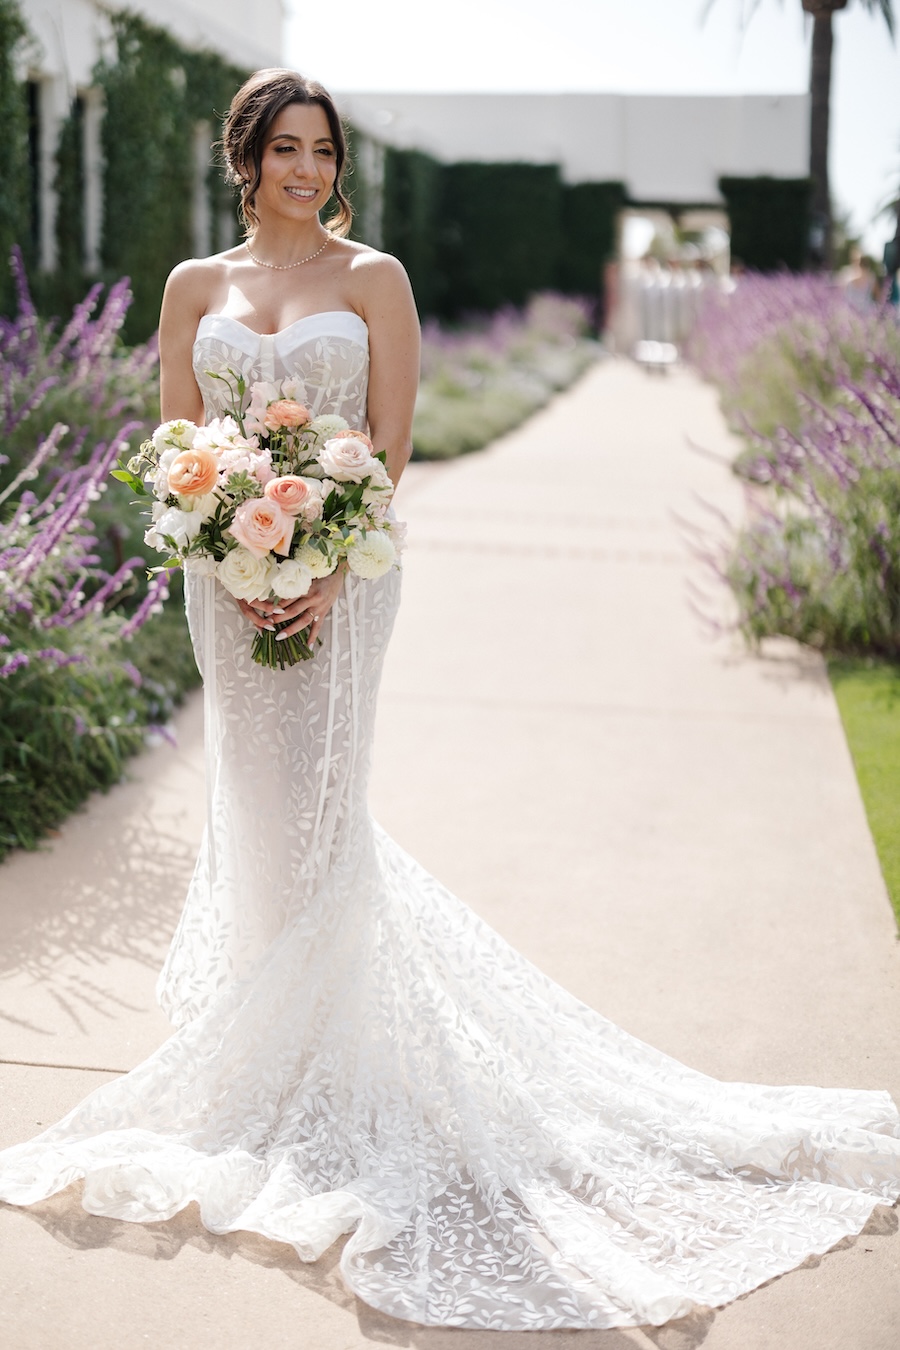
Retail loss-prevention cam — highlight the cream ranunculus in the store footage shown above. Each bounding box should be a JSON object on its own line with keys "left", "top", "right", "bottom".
{"left": 293, "top": 540, "right": 336, "bottom": 578}
{"left": 167, "top": 446, "right": 219, "bottom": 496}
{"left": 345, "top": 528, "right": 396, "bottom": 579}
{"left": 216, "top": 546, "right": 275, "bottom": 601}
{"left": 151, "top": 419, "right": 198, "bottom": 456}
{"left": 270, "top": 558, "right": 314, "bottom": 600}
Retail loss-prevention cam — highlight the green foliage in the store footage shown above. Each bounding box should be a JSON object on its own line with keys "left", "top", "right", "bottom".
{"left": 558, "top": 182, "right": 626, "bottom": 295}
{"left": 829, "top": 658, "right": 900, "bottom": 929}
{"left": 718, "top": 176, "right": 812, "bottom": 271}
{"left": 0, "top": 601, "right": 199, "bottom": 861}
{"left": 0, "top": 0, "right": 31, "bottom": 309}
{"left": 0, "top": 638, "right": 144, "bottom": 857}
{"left": 726, "top": 462, "right": 900, "bottom": 658}
{"left": 93, "top": 12, "right": 245, "bottom": 341}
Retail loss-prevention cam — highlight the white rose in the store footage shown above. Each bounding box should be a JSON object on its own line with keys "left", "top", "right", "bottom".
{"left": 151, "top": 419, "right": 197, "bottom": 456}
{"left": 156, "top": 506, "right": 203, "bottom": 551}
{"left": 318, "top": 436, "right": 380, "bottom": 483}
{"left": 151, "top": 446, "right": 179, "bottom": 498}
{"left": 271, "top": 558, "right": 314, "bottom": 600}
{"left": 216, "top": 546, "right": 275, "bottom": 601}
{"left": 307, "top": 413, "right": 349, "bottom": 439}
{"left": 293, "top": 540, "right": 336, "bottom": 578}
{"left": 345, "top": 528, "right": 396, "bottom": 579}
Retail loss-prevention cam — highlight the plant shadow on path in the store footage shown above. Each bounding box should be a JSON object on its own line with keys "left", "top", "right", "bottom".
{"left": 3, "top": 1184, "right": 726, "bottom": 1349}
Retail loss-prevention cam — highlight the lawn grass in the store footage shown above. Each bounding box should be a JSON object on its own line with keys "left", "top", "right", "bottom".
{"left": 828, "top": 658, "right": 900, "bottom": 929}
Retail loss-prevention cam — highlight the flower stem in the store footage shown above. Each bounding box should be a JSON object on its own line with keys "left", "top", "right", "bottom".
{"left": 251, "top": 618, "right": 315, "bottom": 669}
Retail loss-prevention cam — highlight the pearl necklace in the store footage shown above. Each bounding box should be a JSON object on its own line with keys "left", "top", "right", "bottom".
{"left": 244, "top": 236, "right": 331, "bottom": 270}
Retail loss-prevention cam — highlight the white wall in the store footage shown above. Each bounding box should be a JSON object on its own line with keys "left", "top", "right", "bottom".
{"left": 19, "top": 0, "right": 283, "bottom": 89}
{"left": 339, "top": 91, "right": 810, "bottom": 205}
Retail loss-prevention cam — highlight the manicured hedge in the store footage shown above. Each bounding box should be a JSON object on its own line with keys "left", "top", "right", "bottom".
{"left": 380, "top": 148, "right": 624, "bottom": 319}
{"left": 435, "top": 162, "right": 563, "bottom": 315}
{"left": 381, "top": 147, "right": 443, "bottom": 314}
{"left": 718, "top": 175, "right": 813, "bottom": 272}
{"left": 559, "top": 181, "right": 626, "bottom": 295}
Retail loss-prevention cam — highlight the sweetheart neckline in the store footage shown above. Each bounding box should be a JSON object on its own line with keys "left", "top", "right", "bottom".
{"left": 196, "top": 310, "right": 368, "bottom": 341}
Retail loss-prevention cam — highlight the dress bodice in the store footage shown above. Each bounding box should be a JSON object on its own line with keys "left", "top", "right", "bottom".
{"left": 192, "top": 311, "right": 370, "bottom": 427}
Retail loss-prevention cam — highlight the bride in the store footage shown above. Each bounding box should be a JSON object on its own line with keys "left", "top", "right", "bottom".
{"left": 1, "top": 67, "right": 899, "bottom": 1332}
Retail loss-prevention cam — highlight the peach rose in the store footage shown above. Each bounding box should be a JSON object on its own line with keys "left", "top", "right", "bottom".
{"left": 227, "top": 497, "right": 295, "bottom": 558}
{"left": 263, "top": 399, "right": 310, "bottom": 432}
{"left": 331, "top": 428, "right": 374, "bottom": 452}
{"left": 166, "top": 447, "right": 219, "bottom": 496}
{"left": 263, "top": 475, "right": 323, "bottom": 520}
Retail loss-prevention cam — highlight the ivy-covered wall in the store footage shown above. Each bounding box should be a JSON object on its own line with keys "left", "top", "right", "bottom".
{"left": 718, "top": 175, "right": 813, "bottom": 272}
{"left": 0, "top": 0, "right": 32, "bottom": 312}
{"left": 0, "top": 4, "right": 245, "bottom": 337}
{"left": 95, "top": 14, "right": 246, "bottom": 341}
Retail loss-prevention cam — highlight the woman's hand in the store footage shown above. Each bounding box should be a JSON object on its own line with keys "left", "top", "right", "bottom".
{"left": 236, "top": 566, "right": 346, "bottom": 647}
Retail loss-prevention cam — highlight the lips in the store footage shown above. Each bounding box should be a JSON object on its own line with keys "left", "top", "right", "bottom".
{"left": 285, "top": 186, "right": 318, "bottom": 201}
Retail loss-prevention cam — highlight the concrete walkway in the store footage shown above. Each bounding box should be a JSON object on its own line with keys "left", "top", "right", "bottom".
{"left": 1, "top": 359, "right": 898, "bottom": 1350}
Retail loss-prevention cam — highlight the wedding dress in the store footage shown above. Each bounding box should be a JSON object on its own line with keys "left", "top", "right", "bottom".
{"left": 2, "top": 310, "right": 900, "bottom": 1331}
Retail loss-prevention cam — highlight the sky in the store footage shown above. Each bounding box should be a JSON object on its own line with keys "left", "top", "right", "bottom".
{"left": 285, "top": 0, "right": 900, "bottom": 256}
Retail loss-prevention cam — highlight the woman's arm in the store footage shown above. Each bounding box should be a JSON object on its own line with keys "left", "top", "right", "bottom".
{"left": 354, "top": 252, "right": 421, "bottom": 489}
{"left": 158, "top": 261, "right": 211, "bottom": 424}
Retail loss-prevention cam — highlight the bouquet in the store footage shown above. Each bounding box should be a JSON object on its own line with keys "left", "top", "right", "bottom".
{"left": 113, "top": 371, "right": 403, "bottom": 669}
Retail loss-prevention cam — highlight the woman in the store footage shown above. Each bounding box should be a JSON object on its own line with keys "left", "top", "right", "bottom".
{"left": 1, "top": 69, "right": 899, "bottom": 1332}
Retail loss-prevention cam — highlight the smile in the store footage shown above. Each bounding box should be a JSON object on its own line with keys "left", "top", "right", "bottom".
{"left": 284, "top": 187, "right": 318, "bottom": 200}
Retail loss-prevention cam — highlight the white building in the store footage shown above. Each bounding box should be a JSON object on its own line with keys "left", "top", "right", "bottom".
{"left": 17, "top": 0, "right": 284, "bottom": 271}
{"left": 339, "top": 91, "right": 810, "bottom": 206}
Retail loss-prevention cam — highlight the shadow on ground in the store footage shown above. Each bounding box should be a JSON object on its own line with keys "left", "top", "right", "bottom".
{"left": 3, "top": 1185, "right": 733, "bottom": 1349}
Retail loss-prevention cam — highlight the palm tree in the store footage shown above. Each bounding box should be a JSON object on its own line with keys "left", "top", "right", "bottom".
{"left": 704, "top": 1, "right": 895, "bottom": 267}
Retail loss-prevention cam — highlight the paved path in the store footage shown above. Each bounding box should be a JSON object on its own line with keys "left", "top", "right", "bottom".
{"left": 1, "top": 359, "right": 898, "bottom": 1350}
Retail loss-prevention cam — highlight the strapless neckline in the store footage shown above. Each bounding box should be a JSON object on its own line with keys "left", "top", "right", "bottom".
{"left": 195, "top": 310, "right": 368, "bottom": 343}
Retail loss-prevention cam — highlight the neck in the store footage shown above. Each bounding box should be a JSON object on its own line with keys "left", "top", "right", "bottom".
{"left": 247, "top": 219, "right": 329, "bottom": 265}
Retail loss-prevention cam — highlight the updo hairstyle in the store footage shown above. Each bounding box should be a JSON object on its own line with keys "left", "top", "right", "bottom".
{"left": 222, "top": 68, "right": 352, "bottom": 237}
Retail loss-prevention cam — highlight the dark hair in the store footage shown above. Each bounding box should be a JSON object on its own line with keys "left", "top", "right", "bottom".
{"left": 222, "top": 68, "right": 352, "bottom": 237}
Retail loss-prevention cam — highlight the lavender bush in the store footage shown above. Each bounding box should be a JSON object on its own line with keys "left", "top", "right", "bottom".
{"left": 0, "top": 252, "right": 191, "bottom": 859}
{"left": 414, "top": 293, "right": 599, "bottom": 458}
{"left": 689, "top": 273, "right": 900, "bottom": 657}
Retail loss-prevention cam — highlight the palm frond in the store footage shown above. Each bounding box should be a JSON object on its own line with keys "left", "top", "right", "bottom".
{"left": 858, "top": 0, "right": 895, "bottom": 41}
{"left": 698, "top": 0, "right": 771, "bottom": 28}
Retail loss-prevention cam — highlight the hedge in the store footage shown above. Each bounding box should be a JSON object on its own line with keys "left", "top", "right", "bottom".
{"left": 718, "top": 175, "right": 813, "bottom": 273}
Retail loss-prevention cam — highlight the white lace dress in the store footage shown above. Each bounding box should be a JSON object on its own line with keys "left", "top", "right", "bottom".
{"left": 2, "top": 311, "right": 900, "bottom": 1331}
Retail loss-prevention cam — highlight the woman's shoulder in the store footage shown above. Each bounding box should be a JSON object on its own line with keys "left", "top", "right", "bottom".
{"left": 335, "top": 239, "right": 414, "bottom": 315}
{"left": 164, "top": 248, "right": 241, "bottom": 302}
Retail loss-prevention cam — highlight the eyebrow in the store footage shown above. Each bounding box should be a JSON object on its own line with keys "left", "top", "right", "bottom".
{"left": 268, "top": 132, "right": 334, "bottom": 145}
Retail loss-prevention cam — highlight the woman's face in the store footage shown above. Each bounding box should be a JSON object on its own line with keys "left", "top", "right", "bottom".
{"left": 254, "top": 102, "right": 338, "bottom": 228}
